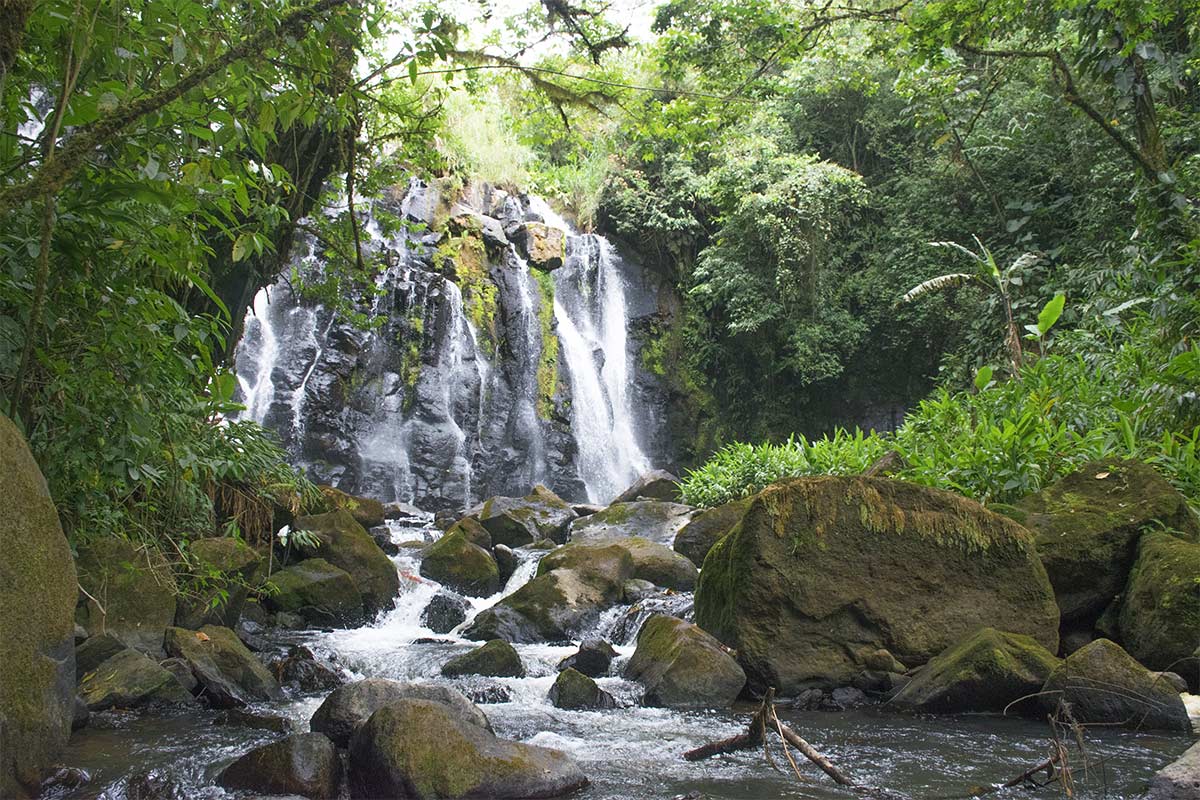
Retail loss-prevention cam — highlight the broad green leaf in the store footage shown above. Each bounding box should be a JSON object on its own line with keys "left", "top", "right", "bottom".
{"left": 974, "top": 365, "right": 994, "bottom": 392}
{"left": 1037, "top": 293, "right": 1066, "bottom": 336}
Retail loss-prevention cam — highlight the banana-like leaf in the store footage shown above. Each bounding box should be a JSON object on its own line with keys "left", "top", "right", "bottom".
{"left": 902, "top": 272, "right": 979, "bottom": 303}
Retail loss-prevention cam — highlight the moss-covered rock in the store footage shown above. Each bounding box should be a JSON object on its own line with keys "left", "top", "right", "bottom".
{"left": 624, "top": 615, "right": 745, "bottom": 708}
{"left": 264, "top": 558, "right": 365, "bottom": 627}
{"left": 695, "top": 477, "right": 1060, "bottom": 693}
{"left": 614, "top": 470, "right": 682, "bottom": 504}
{"left": 419, "top": 527, "right": 500, "bottom": 598}
{"left": 74, "top": 633, "right": 126, "bottom": 681}
{"left": 1014, "top": 459, "right": 1199, "bottom": 627}
{"left": 607, "top": 537, "right": 698, "bottom": 591}
{"left": 348, "top": 699, "right": 587, "bottom": 799}
{"left": 1116, "top": 532, "right": 1200, "bottom": 676}
{"left": 548, "top": 668, "right": 616, "bottom": 709}
{"left": 891, "top": 627, "right": 1060, "bottom": 714}
{"left": 570, "top": 500, "right": 697, "bottom": 547}
{"left": 441, "top": 640, "right": 525, "bottom": 678}
{"left": 295, "top": 510, "right": 400, "bottom": 616}
{"left": 75, "top": 537, "right": 177, "bottom": 654}
{"left": 311, "top": 678, "right": 491, "bottom": 747}
{"left": 1040, "top": 639, "right": 1190, "bottom": 731}
{"left": 218, "top": 732, "right": 341, "bottom": 799}
{"left": 673, "top": 498, "right": 750, "bottom": 566}
{"left": 0, "top": 413, "right": 80, "bottom": 799}
{"left": 175, "top": 537, "right": 261, "bottom": 630}
{"left": 318, "top": 485, "right": 386, "bottom": 528}
{"left": 478, "top": 486, "right": 576, "bottom": 547}
{"left": 78, "top": 649, "right": 193, "bottom": 711}
{"left": 163, "top": 625, "right": 282, "bottom": 708}
{"left": 521, "top": 221, "right": 566, "bottom": 270}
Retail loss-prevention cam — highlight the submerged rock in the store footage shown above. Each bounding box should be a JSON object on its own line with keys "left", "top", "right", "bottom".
{"left": 175, "top": 537, "right": 261, "bottom": 629}
{"left": 694, "top": 477, "right": 1059, "bottom": 693}
{"left": 311, "top": 679, "right": 491, "bottom": 746}
{"left": 348, "top": 699, "right": 588, "bottom": 799}
{"left": 672, "top": 498, "right": 750, "bottom": 566}
{"left": 624, "top": 615, "right": 745, "bottom": 708}
{"left": 163, "top": 625, "right": 282, "bottom": 708}
{"left": 614, "top": 470, "right": 682, "bottom": 504}
{"left": 264, "top": 558, "right": 365, "bottom": 627}
{"left": 1116, "top": 532, "right": 1200, "bottom": 676}
{"left": 294, "top": 510, "right": 401, "bottom": 617}
{"left": 570, "top": 500, "right": 697, "bottom": 547}
{"left": 549, "top": 668, "right": 617, "bottom": 709}
{"left": 419, "top": 524, "right": 500, "bottom": 598}
{"left": 557, "top": 639, "right": 618, "bottom": 678}
{"left": 218, "top": 732, "right": 341, "bottom": 799}
{"left": 477, "top": 486, "right": 576, "bottom": 547}
{"left": 75, "top": 537, "right": 176, "bottom": 654}
{"left": 77, "top": 649, "right": 192, "bottom": 711}
{"left": 441, "top": 640, "right": 525, "bottom": 678}
{"left": 421, "top": 592, "right": 470, "bottom": 634}
{"left": 1145, "top": 740, "right": 1200, "bottom": 800}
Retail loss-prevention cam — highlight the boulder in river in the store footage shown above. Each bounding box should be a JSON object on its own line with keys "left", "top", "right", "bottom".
{"left": 890, "top": 627, "right": 1060, "bottom": 714}
{"left": 218, "top": 732, "right": 341, "bottom": 799}
{"left": 608, "top": 536, "right": 698, "bottom": 591}
{"left": 319, "top": 485, "right": 387, "bottom": 528}
{"left": 163, "top": 625, "right": 282, "bottom": 708}
{"left": 477, "top": 485, "right": 576, "bottom": 547}
{"left": 419, "top": 524, "right": 500, "bottom": 598}
{"left": 569, "top": 500, "right": 697, "bottom": 547}
{"left": 614, "top": 470, "right": 682, "bottom": 504}
{"left": 1145, "top": 740, "right": 1200, "bottom": 800}
{"left": 75, "top": 537, "right": 177, "bottom": 654}
{"left": 175, "top": 537, "right": 261, "bottom": 630}
{"left": 77, "top": 649, "right": 193, "bottom": 711}
{"left": 0, "top": 414, "right": 78, "bottom": 799}
{"left": 673, "top": 498, "right": 750, "bottom": 566}
{"left": 549, "top": 668, "right": 617, "bottom": 710}
{"left": 557, "top": 639, "right": 618, "bottom": 678}
{"left": 1115, "top": 532, "right": 1200, "bottom": 677}
{"left": 1039, "top": 639, "right": 1190, "bottom": 731}
{"left": 441, "top": 640, "right": 525, "bottom": 678}
{"left": 311, "top": 678, "right": 492, "bottom": 746}
{"left": 272, "top": 645, "right": 343, "bottom": 693}
{"left": 74, "top": 633, "right": 126, "bottom": 681}
{"left": 348, "top": 699, "right": 588, "bottom": 799}
{"left": 624, "top": 615, "right": 746, "bottom": 708}
{"left": 695, "top": 477, "right": 1060, "bottom": 693}
{"left": 294, "top": 510, "right": 401, "bottom": 617}
{"left": 264, "top": 558, "right": 366, "bottom": 627}
{"left": 421, "top": 591, "right": 470, "bottom": 634}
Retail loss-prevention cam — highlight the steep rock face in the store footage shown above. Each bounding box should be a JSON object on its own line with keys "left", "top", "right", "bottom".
{"left": 673, "top": 498, "right": 750, "bottom": 565}
{"left": 75, "top": 537, "right": 177, "bottom": 653}
{"left": 694, "top": 477, "right": 1060, "bottom": 693}
{"left": 0, "top": 415, "right": 78, "bottom": 799}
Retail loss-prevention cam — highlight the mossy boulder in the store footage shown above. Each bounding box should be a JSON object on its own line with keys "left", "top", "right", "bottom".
{"left": 477, "top": 485, "right": 576, "bottom": 547}
{"left": 1014, "top": 459, "right": 1199, "bottom": 627}
{"left": 608, "top": 537, "right": 698, "bottom": 591}
{"left": 891, "top": 627, "right": 1060, "bottom": 714}
{"left": 419, "top": 526, "right": 500, "bottom": 598}
{"left": 441, "top": 640, "right": 525, "bottom": 678}
{"left": 0, "top": 413, "right": 79, "bottom": 799}
{"left": 163, "top": 625, "right": 282, "bottom": 708}
{"left": 1116, "top": 532, "right": 1200, "bottom": 678}
{"left": 570, "top": 500, "right": 697, "bottom": 547}
{"left": 695, "top": 477, "right": 1060, "bottom": 693}
{"left": 74, "top": 633, "right": 126, "bottom": 680}
{"left": 75, "top": 537, "right": 177, "bottom": 654}
{"left": 673, "top": 498, "right": 750, "bottom": 566}
{"left": 295, "top": 510, "right": 400, "bottom": 616}
{"left": 218, "top": 732, "right": 341, "bottom": 799}
{"left": 624, "top": 615, "right": 746, "bottom": 708}
{"left": 175, "top": 537, "right": 261, "bottom": 629}
{"left": 520, "top": 221, "right": 566, "bottom": 270}
{"left": 348, "top": 699, "right": 588, "bottom": 799}
{"left": 264, "top": 558, "right": 365, "bottom": 627}
{"left": 548, "top": 668, "right": 616, "bottom": 709}
{"left": 78, "top": 649, "right": 193, "bottom": 711}
{"left": 311, "top": 679, "right": 491, "bottom": 747}
{"left": 1040, "top": 639, "right": 1190, "bottom": 731}
{"left": 614, "top": 470, "right": 682, "bottom": 504}
{"left": 318, "top": 485, "right": 387, "bottom": 528}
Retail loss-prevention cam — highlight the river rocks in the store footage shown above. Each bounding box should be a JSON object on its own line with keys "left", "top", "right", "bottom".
{"left": 1013, "top": 459, "right": 1199, "bottom": 628}
{"left": 673, "top": 498, "right": 750, "bottom": 565}
{"left": 1145, "top": 740, "right": 1200, "bottom": 800}
{"left": 570, "top": 500, "right": 697, "bottom": 547}
{"left": 625, "top": 615, "right": 746, "bottom": 708}
{"left": 175, "top": 537, "right": 261, "bottom": 629}
{"left": 477, "top": 486, "right": 576, "bottom": 547}
{"left": 348, "top": 699, "right": 588, "bottom": 799}
{"left": 549, "top": 668, "right": 617, "bottom": 709}
{"left": 163, "top": 625, "right": 282, "bottom": 708}
{"left": 74, "top": 633, "right": 126, "bottom": 680}
{"left": 294, "top": 510, "right": 400, "bottom": 616}
{"left": 273, "top": 646, "right": 343, "bottom": 693}
{"left": 521, "top": 221, "right": 566, "bottom": 270}
{"left": 557, "top": 639, "right": 618, "bottom": 677}
{"left": 614, "top": 470, "right": 682, "bottom": 504}
{"left": 609, "top": 537, "right": 698, "bottom": 591}
{"left": 1116, "top": 532, "right": 1200, "bottom": 675}
{"left": 75, "top": 537, "right": 177, "bottom": 654}
{"left": 264, "top": 558, "right": 365, "bottom": 626}
{"left": 421, "top": 592, "right": 469, "bottom": 634}
{"left": 695, "top": 477, "right": 1059, "bottom": 692}
{"left": 891, "top": 627, "right": 1060, "bottom": 714}
{"left": 441, "top": 640, "right": 525, "bottom": 678}
{"left": 419, "top": 524, "right": 500, "bottom": 597}
{"left": 494, "top": 543, "right": 517, "bottom": 584}
{"left": 218, "top": 732, "right": 341, "bottom": 799}
{"left": 319, "top": 485, "right": 387, "bottom": 528}
{"left": 311, "top": 679, "right": 492, "bottom": 747}
{"left": 1040, "top": 639, "right": 1190, "bottom": 731}
{"left": 77, "top": 649, "right": 192, "bottom": 711}
{"left": 0, "top": 414, "right": 78, "bottom": 799}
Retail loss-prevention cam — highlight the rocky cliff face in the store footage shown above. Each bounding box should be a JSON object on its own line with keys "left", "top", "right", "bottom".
{"left": 234, "top": 180, "right": 677, "bottom": 512}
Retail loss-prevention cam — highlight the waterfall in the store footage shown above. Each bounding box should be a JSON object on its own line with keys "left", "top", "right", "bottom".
{"left": 507, "top": 246, "right": 548, "bottom": 490}
{"left": 235, "top": 287, "right": 278, "bottom": 424}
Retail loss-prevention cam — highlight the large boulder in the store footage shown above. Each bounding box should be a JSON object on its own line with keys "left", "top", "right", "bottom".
{"left": 419, "top": 524, "right": 500, "bottom": 597}
{"left": 75, "top": 537, "right": 177, "bottom": 654}
{"left": 1040, "top": 639, "right": 1190, "bottom": 731}
{"left": 557, "top": 639, "right": 617, "bottom": 678}
{"left": 0, "top": 414, "right": 78, "bottom": 799}
{"left": 74, "top": 632, "right": 126, "bottom": 680}
{"left": 570, "top": 500, "right": 697, "bottom": 547}
{"left": 441, "top": 640, "right": 525, "bottom": 678}
{"left": 421, "top": 592, "right": 470, "bottom": 634}
{"left": 548, "top": 668, "right": 616, "bottom": 710}
{"left": 319, "top": 485, "right": 387, "bottom": 528}
{"left": 77, "top": 649, "right": 192, "bottom": 711}
{"left": 614, "top": 470, "right": 682, "bottom": 504}
{"left": 175, "top": 537, "right": 261, "bottom": 629}
{"left": 218, "top": 732, "right": 341, "bottom": 799}
{"left": 1012, "top": 459, "right": 1199, "bottom": 627}
{"left": 520, "top": 221, "right": 566, "bottom": 271}
{"left": 890, "top": 627, "right": 1060, "bottom": 714}
{"left": 295, "top": 510, "right": 400, "bottom": 616}
{"left": 477, "top": 486, "right": 576, "bottom": 547}
{"left": 624, "top": 615, "right": 745, "bottom": 708}
{"left": 1145, "top": 740, "right": 1200, "bottom": 800}
{"left": 608, "top": 537, "right": 697, "bottom": 591}
{"left": 163, "top": 625, "right": 282, "bottom": 708}
{"left": 264, "top": 558, "right": 365, "bottom": 627}
{"left": 673, "top": 498, "right": 750, "bottom": 565}
{"left": 694, "top": 477, "right": 1060, "bottom": 692}
{"left": 348, "top": 699, "right": 588, "bottom": 799}
{"left": 1116, "top": 532, "right": 1200, "bottom": 676}
{"left": 311, "top": 679, "right": 491, "bottom": 747}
